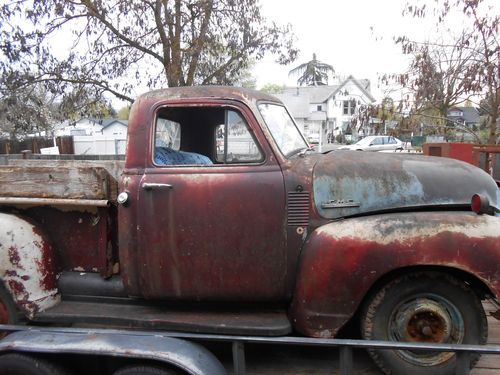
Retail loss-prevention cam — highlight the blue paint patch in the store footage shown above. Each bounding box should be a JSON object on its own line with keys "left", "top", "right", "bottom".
{"left": 312, "top": 152, "right": 499, "bottom": 219}
{"left": 314, "top": 173, "right": 426, "bottom": 219}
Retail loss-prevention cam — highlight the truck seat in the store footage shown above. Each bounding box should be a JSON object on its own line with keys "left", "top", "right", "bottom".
{"left": 155, "top": 147, "right": 213, "bottom": 166}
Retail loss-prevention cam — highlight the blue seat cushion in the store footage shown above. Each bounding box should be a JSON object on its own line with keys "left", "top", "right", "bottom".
{"left": 155, "top": 147, "right": 213, "bottom": 165}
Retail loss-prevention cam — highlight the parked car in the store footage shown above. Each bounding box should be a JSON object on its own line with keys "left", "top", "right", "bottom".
{"left": 307, "top": 133, "right": 320, "bottom": 145}
{"left": 338, "top": 135, "right": 404, "bottom": 151}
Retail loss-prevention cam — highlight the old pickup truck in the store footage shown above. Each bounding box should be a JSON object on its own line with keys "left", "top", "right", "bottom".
{"left": 0, "top": 86, "right": 499, "bottom": 375}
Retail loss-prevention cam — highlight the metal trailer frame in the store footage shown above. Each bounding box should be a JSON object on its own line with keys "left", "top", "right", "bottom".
{"left": 1, "top": 324, "right": 500, "bottom": 375}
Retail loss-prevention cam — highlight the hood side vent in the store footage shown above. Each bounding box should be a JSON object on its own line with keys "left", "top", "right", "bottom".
{"left": 287, "top": 191, "right": 310, "bottom": 226}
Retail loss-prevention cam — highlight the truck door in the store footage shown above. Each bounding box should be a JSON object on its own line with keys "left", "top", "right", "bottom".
{"left": 131, "top": 104, "right": 287, "bottom": 301}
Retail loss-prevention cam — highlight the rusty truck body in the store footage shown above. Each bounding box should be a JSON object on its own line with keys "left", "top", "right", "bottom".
{"left": 0, "top": 86, "right": 499, "bottom": 375}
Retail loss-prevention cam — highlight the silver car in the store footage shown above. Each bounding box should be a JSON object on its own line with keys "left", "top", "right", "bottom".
{"left": 338, "top": 136, "right": 404, "bottom": 151}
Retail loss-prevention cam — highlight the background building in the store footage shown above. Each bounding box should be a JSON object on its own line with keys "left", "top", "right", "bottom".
{"left": 276, "top": 76, "right": 376, "bottom": 143}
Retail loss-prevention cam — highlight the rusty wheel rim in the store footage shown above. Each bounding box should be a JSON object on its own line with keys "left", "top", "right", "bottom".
{"left": 389, "top": 295, "right": 465, "bottom": 366}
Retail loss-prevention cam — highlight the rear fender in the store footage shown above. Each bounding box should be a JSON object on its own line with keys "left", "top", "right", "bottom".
{"left": 291, "top": 211, "right": 500, "bottom": 338}
{"left": 0, "top": 213, "right": 59, "bottom": 318}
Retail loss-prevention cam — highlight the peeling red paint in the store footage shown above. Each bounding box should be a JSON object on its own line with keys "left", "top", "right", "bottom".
{"left": 8, "top": 246, "right": 22, "bottom": 268}
{"left": 4, "top": 270, "right": 17, "bottom": 277}
{"left": 7, "top": 279, "right": 29, "bottom": 303}
{"left": 35, "top": 257, "right": 57, "bottom": 291}
{"left": 26, "top": 207, "right": 115, "bottom": 274}
{"left": 1, "top": 213, "right": 60, "bottom": 317}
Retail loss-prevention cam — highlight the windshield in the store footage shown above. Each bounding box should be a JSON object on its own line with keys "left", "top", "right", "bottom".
{"left": 258, "top": 103, "right": 308, "bottom": 157}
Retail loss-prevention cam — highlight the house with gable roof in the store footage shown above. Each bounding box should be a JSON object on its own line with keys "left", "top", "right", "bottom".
{"left": 100, "top": 118, "right": 128, "bottom": 137}
{"left": 276, "top": 75, "right": 376, "bottom": 142}
{"left": 447, "top": 107, "right": 480, "bottom": 129}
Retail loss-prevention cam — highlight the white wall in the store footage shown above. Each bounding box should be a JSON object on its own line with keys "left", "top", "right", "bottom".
{"left": 73, "top": 135, "right": 127, "bottom": 155}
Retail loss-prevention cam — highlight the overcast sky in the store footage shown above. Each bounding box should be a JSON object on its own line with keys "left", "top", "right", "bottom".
{"left": 253, "top": 0, "right": 496, "bottom": 101}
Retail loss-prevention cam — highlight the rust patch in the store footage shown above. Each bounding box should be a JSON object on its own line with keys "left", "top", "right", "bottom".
{"left": 28, "top": 207, "right": 108, "bottom": 273}
{"left": 0, "top": 299, "right": 9, "bottom": 324}
{"left": 291, "top": 212, "right": 500, "bottom": 338}
{"left": 7, "top": 279, "right": 29, "bottom": 303}
{"left": 8, "top": 246, "right": 22, "bottom": 268}
{"left": 4, "top": 270, "right": 18, "bottom": 277}
{"left": 35, "top": 257, "right": 57, "bottom": 291}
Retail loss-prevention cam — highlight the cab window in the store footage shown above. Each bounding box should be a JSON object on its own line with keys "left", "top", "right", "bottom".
{"left": 153, "top": 106, "right": 262, "bottom": 166}
{"left": 215, "top": 110, "right": 262, "bottom": 163}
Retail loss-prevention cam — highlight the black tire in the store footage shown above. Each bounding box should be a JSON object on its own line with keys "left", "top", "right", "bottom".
{"left": 0, "top": 353, "right": 71, "bottom": 375}
{"left": 114, "top": 364, "right": 180, "bottom": 375}
{"left": 361, "top": 272, "right": 487, "bottom": 375}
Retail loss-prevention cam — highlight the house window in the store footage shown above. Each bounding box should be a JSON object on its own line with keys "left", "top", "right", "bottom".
{"left": 317, "top": 105, "right": 322, "bottom": 111}
{"left": 343, "top": 100, "right": 356, "bottom": 115}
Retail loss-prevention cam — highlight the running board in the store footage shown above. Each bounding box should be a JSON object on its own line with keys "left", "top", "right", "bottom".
{"left": 34, "top": 300, "right": 292, "bottom": 336}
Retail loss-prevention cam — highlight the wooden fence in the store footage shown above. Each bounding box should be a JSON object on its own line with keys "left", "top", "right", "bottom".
{"left": 0, "top": 136, "right": 74, "bottom": 154}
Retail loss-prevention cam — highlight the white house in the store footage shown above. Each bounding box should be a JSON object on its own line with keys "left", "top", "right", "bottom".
{"left": 54, "top": 118, "right": 128, "bottom": 137}
{"left": 54, "top": 118, "right": 104, "bottom": 137}
{"left": 101, "top": 119, "right": 128, "bottom": 137}
{"left": 276, "top": 75, "right": 376, "bottom": 142}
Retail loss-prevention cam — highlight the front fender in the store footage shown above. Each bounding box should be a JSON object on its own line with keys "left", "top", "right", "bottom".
{"left": 0, "top": 213, "right": 59, "bottom": 318}
{"left": 291, "top": 211, "right": 500, "bottom": 338}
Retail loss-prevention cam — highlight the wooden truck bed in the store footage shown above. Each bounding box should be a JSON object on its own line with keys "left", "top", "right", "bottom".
{"left": 0, "top": 159, "right": 123, "bottom": 204}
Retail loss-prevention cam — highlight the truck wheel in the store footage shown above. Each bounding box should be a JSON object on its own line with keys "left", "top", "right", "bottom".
{"left": 114, "top": 365, "right": 180, "bottom": 375}
{"left": 361, "top": 272, "right": 487, "bottom": 375}
{"left": 0, "top": 353, "right": 71, "bottom": 375}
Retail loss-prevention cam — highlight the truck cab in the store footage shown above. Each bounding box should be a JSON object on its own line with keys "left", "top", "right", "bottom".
{"left": 119, "top": 90, "right": 292, "bottom": 301}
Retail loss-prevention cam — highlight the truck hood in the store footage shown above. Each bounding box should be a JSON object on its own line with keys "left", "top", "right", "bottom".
{"left": 313, "top": 151, "right": 499, "bottom": 219}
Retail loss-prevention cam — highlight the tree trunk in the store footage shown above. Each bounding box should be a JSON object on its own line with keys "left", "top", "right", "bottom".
{"left": 488, "top": 109, "right": 498, "bottom": 144}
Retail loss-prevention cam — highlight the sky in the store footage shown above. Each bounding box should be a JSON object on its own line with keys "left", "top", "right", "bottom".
{"left": 252, "top": 0, "right": 487, "bottom": 102}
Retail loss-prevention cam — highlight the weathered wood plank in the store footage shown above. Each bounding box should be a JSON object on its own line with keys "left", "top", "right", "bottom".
{"left": 0, "top": 166, "right": 118, "bottom": 200}
{"left": 8, "top": 159, "right": 124, "bottom": 181}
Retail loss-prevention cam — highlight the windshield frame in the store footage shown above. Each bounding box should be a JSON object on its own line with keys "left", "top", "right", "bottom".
{"left": 257, "top": 101, "right": 309, "bottom": 158}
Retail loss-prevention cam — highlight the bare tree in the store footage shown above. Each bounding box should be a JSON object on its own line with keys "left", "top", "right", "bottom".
{"left": 399, "top": 0, "right": 499, "bottom": 143}
{"left": 0, "top": 0, "right": 298, "bottom": 104}
{"left": 396, "top": 32, "right": 480, "bottom": 134}
{"left": 0, "top": 81, "right": 114, "bottom": 138}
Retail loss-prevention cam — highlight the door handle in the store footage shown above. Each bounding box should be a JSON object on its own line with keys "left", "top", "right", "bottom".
{"left": 142, "top": 183, "right": 173, "bottom": 191}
